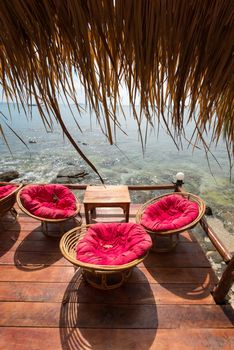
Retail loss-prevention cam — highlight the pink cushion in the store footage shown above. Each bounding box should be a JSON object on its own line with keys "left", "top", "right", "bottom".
{"left": 20, "top": 184, "right": 77, "bottom": 219}
{"left": 76, "top": 223, "right": 152, "bottom": 265}
{"left": 0, "top": 185, "right": 18, "bottom": 199}
{"left": 141, "top": 194, "right": 199, "bottom": 232}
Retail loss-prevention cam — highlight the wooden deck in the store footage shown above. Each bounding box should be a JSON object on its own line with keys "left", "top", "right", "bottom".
{"left": 0, "top": 204, "right": 234, "bottom": 350}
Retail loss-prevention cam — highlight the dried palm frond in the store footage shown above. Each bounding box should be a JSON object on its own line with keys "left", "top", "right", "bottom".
{"left": 0, "top": 0, "right": 233, "bottom": 180}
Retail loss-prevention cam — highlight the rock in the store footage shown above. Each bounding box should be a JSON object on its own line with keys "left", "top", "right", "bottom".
{"left": 206, "top": 251, "right": 223, "bottom": 264}
{"left": 0, "top": 170, "right": 19, "bottom": 182}
{"left": 204, "top": 237, "right": 216, "bottom": 251}
{"left": 54, "top": 176, "right": 70, "bottom": 184}
{"left": 66, "top": 161, "right": 76, "bottom": 166}
{"left": 205, "top": 206, "right": 213, "bottom": 216}
{"left": 57, "top": 167, "right": 88, "bottom": 179}
{"left": 28, "top": 139, "right": 37, "bottom": 144}
{"left": 54, "top": 166, "right": 91, "bottom": 184}
{"left": 219, "top": 211, "right": 234, "bottom": 234}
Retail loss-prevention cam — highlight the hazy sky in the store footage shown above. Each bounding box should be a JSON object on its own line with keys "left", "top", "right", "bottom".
{"left": 0, "top": 75, "right": 131, "bottom": 105}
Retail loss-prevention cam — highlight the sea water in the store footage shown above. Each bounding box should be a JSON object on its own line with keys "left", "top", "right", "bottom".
{"left": 0, "top": 102, "right": 233, "bottom": 221}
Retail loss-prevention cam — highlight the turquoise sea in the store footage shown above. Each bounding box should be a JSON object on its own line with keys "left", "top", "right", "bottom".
{"left": 0, "top": 103, "right": 233, "bottom": 227}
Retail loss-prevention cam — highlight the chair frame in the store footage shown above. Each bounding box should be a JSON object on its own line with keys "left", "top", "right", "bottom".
{"left": 17, "top": 185, "right": 81, "bottom": 237}
{"left": 60, "top": 224, "right": 149, "bottom": 290}
{"left": 0, "top": 182, "right": 23, "bottom": 221}
{"left": 136, "top": 192, "right": 206, "bottom": 252}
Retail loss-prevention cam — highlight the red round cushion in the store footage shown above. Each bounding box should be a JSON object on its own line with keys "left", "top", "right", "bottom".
{"left": 76, "top": 223, "right": 152, "bottom": 265}
{"left": 20, "top": 184, "right": 77, "bottom": 219}
{"left": 0, "top": 185, "right": 18, "bottom": 199}
{"left": 141, "top": 194, "right": 199, "bottom": 232}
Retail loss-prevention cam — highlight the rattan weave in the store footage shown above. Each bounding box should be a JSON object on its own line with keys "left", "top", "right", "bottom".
{"left": 17, "top": 185, "right": 81, "bottom": 237}
{"left": 0, "top": 182, "right": 23, "bottom": 220}
{"left": 60, "top": 225, "right": 149, "bottom": 290}
{"left": 136, "top": 192, "right": 206, "bottom": 252}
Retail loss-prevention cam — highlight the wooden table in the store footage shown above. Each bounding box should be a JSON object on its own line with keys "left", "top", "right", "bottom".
{"left": 83, "top": 185, "right": 131, "bottom": 224}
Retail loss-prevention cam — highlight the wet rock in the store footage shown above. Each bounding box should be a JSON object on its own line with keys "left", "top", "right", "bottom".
{"left": 205, "top": 206, "right": 213, "bottom": 216}
{"left": 219, "top": 210, "right": 234, "bottom": 234}
{"left": 54, "top": 177, "right": 70, "bottom": 184}
{"left": 28, "top": 139, "right": 37, "bottom": 144}
{"left": 54, "top": 166, "right": 91, "bottom": 184}
{"left": 0, "top": 170, "right": 19, "bottom": 182}
{"left": 57, "top": 167, "right": 88, "bottom": 179}
{"left": 66, "top": 161, "right": 76, "bottom": 166}
{"left": 53, "top": 175, "right": 93, "bottom": 184}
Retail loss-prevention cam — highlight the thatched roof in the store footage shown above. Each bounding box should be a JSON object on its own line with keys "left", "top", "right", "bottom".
{"left": 0, "top": 0, "right": 233, "bottom": 180}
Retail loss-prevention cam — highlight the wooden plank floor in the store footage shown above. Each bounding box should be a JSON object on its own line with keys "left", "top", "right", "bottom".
{"left": 0, "top": 205, "right": 234, "bottom": 350}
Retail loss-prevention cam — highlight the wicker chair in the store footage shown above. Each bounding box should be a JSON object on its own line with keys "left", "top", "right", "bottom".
{"left": 0, "top": 182, "right": 23, "bottom": 221}
{"left": 60, "top": 224, "right": 150, "bottom": 290}
{"left": 17, "top": 184, "right": 81, "bottom": 237}
{"left": 136, "top": 192, "right": 206, "bottom": 252}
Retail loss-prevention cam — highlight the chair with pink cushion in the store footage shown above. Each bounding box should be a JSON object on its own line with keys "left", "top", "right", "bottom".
{"left": 17, "top": 184, "right": 81, "bottom": 237}
{"left": 136, "top": 192, "right": 206, "bottom": 252}
{"left": 60, "top": 222, "right": 152, "bottom": 289}
{"left": 0, "top": 182, "right": 23, "bottom": 221}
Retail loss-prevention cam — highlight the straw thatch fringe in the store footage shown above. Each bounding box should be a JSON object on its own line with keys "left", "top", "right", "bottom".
{"left": 0, "top": 0, "right": 233, "bottom": 178}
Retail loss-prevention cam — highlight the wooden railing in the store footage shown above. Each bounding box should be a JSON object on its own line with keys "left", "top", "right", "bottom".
{"left": 63, "top": 183, "right": 177, "bottom": 191}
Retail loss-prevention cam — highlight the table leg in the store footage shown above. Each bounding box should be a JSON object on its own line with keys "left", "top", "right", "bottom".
{"left": 125, "top": 204, "right": 130, "bottom": 222}
{"left": 91, "top": 208, "right": 97, "bottom": 219}
{"left": 84, "top": 204, "right": 90, "bottom": 224}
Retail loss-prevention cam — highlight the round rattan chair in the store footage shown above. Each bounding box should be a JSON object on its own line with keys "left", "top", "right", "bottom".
{"left": 60, "top": 224, "right": 151, "bottom": 290}
{"left": 136, "top": 192, "right": 206, "bottom": 252}
{"left": 17, "top": 184, "right": 81, "bottom": 237}
{"left": 0, "top": 182, "right": 23, "bottom": 221}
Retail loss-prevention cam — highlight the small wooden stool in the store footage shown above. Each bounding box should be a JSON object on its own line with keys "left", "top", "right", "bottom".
{"left": 83, "top": 185, "right": 131, "bottom": 224}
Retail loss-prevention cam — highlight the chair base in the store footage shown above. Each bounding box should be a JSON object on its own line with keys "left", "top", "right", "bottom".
{"left": 0, "top": 207, "right": 18, "bottom": 223}
{"left": 9, "top": 207, "right": 18, "bottom": 222}
{"left": 41, "top": 217, "right": 82, "bottom": 238}
{"left": 150, "top": 233, "right": 179, "bottom": 252}
{"left": 82, "top": 268, "right": 132, "bottom": 290}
